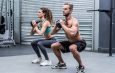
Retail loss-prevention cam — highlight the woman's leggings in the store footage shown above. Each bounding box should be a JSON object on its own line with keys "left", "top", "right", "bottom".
{"left": 31, "top": 37, "right": 57, "bottom": 60}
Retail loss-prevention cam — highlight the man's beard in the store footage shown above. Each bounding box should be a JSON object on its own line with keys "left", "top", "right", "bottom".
{"left": 63, "top": 13, "right": 70, "bottom": 17}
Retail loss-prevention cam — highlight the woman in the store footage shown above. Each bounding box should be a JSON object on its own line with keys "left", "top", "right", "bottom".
{"left": 31, "top": 7, "right": 56, "bottom": 66}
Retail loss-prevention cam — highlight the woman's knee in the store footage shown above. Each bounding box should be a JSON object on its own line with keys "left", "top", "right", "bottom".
{"left": 31, "top": 41, "right": 37, "bottom": 46}
{"left": 37, "top": 41, "right": 44, "bottom": 46}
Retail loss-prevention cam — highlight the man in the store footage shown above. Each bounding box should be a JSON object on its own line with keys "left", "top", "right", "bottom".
{"left": 51, "top": 3, "right": 86, "bottom": 72}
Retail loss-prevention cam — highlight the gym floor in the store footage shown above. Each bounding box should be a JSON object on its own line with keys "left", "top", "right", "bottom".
{"left": 0, "top": 45, "right": 115, "bottom": 73}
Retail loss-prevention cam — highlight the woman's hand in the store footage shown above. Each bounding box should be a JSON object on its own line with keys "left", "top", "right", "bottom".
{"left": 32, "top": 20, "right": 38, "bottom": 27}
{"left": 32, "top": 27, "right": 37, "bottom": 32}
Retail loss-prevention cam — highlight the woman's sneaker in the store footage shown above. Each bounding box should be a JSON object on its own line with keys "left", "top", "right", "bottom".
{"left": 32, "top": 58, "right": 42, "bottom": 64}
{"left": 76, "top": 65, "right": 85, "bottom": 73}
{"left": 40, "top": 60, "right": 52, "bottom": 66}
{"left": 51, "top": 62, "right": 67, "bottom": 69}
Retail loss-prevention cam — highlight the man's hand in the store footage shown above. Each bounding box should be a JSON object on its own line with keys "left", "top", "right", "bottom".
{"left": 55, "top": 19, "right": 65, "bottom": 28}
{"left": 59, "top": 18, "right": 78, "bottom": 37}
{"left": 60, "top": 19, "right": 65, "bottom": 26}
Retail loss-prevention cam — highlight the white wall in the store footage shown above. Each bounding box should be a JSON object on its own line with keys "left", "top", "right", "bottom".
{"left": 93, "top": 0, "right": 99, "bottom": 51}
{"left": 14, "top": 0, "right": 21, "bottom": 44}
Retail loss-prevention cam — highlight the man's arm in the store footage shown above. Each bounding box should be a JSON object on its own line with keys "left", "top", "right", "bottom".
{"left": 61, "top": 19, "right": 78, "bottom": 36}
{"left": 51, "top": 25, "right": 61, "bottom": 35}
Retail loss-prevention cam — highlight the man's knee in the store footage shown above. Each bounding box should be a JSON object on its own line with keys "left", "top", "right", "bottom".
{"left": 51, "top": 42, "right": 61, "bottom": 50}
{"left": 69, "top": 45, "right": 77, "bottom": 53}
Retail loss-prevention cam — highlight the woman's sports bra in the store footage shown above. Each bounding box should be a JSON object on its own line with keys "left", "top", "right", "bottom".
{"left": 37, "top": 19, "right": 52, "bottom": 36}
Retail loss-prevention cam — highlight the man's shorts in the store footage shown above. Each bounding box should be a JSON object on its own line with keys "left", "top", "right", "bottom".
{"left": 59, "top": 39, "right": 86, "bottom": 53}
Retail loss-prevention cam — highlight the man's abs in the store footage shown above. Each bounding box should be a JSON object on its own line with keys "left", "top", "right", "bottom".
{"left": 66, "top": 33, "right": 81, "bottom": 42}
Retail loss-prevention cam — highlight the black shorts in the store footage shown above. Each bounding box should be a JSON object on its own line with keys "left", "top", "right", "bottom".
{"left": 59, "top": 39, "right": 86, "bottom": 53}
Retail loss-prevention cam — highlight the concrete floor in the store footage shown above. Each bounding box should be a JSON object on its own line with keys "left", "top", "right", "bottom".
{"left": 0, "top": 45, "right": 115, "bottom": 73}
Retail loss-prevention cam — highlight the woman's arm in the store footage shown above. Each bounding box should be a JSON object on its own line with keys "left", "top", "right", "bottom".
{"left": 34, "top": 21, "right": 49, "bottom": 35}
{"left": 51, "top": 25, "right": 61, "bottom": 35}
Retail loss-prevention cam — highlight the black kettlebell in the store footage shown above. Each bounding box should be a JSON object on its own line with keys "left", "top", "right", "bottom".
{"left": 56, "top": 20, "right": 62, "bottom": 28}
{"left": 30, "top": 20, "right": 41, "bottom": 27}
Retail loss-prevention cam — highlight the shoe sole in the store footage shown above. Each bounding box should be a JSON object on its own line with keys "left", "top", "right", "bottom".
{"left": 76, "top": 71, "right": 85, "bottom": 73}
{"left": 51, "top": 66, "right": 67, "bottom": 69}
{"left": 32, "top": 62, "right": 39, "bottom": 64}
{"left": 32, "top": 62, "right": 41, "bottom": 64}
{"left": 40, "top": 64, "right": 52, "bottom": 66}
{"left": 76, "top": 69, "right": 85, "bottom": 73}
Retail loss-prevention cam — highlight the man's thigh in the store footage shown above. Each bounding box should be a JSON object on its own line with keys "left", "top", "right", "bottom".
{"left": 75, "top": 40, "right": 86, "bottom": 52}
{"left": 59, "top": 41, "right": 72, "bottom": 53}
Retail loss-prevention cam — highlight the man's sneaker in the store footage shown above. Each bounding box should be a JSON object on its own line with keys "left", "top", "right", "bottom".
{"left": 76, "top": 66, "right": 85, "bottom": 73}
{"left": 32, "top": 58, "right": 42, "bottom": 64}
{"left": 51, "top": 62, "right": 67, "bottom": 69}
{"left": 40, "top": 60, "right": 52, "bottom": 66}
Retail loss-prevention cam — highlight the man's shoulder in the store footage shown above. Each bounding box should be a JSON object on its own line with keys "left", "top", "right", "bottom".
{"left": 72, "top": 17, "right": 79, "bottom": 24}
{"left": 72, "top": 17, "right": 78, "bottom": 21}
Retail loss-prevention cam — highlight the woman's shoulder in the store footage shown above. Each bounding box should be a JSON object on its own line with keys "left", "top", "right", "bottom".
{"left": 44, "top": 20, "right": 50, "bottom": 24}
{"left": 43, "top": 20, "right": 51, "bottom": 27}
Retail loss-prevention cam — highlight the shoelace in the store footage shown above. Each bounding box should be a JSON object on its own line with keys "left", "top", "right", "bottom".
{"left": 76, "top": 66, "right": 84, "bottom": 70}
